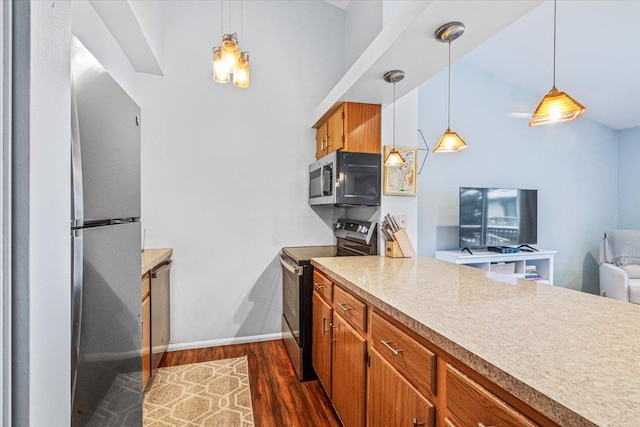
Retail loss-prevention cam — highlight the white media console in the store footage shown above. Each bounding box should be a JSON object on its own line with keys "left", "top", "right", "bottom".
{"left": 434, "top": 249, "right": 557, "bottom": 285}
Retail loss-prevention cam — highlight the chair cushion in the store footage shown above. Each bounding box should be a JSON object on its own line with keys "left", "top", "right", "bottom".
{"left": 620, "top": 264, "right": 640, "bottom": 279}
{"left": 630, "top": 279, "right": 640, "bottom": 304}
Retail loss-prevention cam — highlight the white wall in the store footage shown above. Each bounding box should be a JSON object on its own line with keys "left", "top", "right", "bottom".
{"left": 26, "top": 1, "right": 72, "bottom": 424}
{"left": 345, "top": 0, "right": 381, "bottom": 70}
{"left": 137, "top": 0, "right": 345, "bottom": 347}
{"left": 417, "top": 61, "right": 618, "bottom": 294}
{"left": 617, "top": 126, "right": 640, "bottom": 229}
{"left": 128, "top": 0, "right": 165, "bottom": 70}
{"left": 71, "top": 0, "right": 137, "bottom": 99}
{"left": 380, "top": 88, "right": 419, "bottom": 254}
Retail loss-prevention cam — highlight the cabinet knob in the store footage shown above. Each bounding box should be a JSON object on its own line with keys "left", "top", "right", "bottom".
{"left": 381, "top": 340, "right": 403, "bottom": 355}
{"left": 478, "top": 423, "right": 496, "bottom": 427}
{"left": 413, "top": 419, "right": 424, "bottom": 427}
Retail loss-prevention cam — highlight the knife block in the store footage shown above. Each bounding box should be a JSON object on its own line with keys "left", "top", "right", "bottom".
{"left": 386, "top": 241, "right": 405, "bottom": 258}
{"left": 385, "top": 229, "right": 416, "bottom": 258}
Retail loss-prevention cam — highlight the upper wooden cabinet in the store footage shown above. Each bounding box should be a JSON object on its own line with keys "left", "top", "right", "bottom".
{"left": 314, "top": 102, "right": 381, "bottom": 160}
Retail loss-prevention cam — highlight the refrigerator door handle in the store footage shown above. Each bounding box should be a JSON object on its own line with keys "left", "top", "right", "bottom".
{"left": 71, "top": 74, "right": 84, "bottom": 228}
{"left": 71, "top": 229, "right": 83, "bottom": 409}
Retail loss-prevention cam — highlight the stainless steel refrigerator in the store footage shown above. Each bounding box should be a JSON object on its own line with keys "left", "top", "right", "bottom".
{"left": 70, "top": 38, "right": 143, "bottom": 426}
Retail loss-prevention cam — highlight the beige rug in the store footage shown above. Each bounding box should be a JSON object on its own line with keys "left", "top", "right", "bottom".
{"left": 144, "top": 356, "right": 255, "bottom": 427}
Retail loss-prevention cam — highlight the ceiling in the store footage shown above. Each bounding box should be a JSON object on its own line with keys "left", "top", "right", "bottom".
{"left": 462, "top": 0, "right": 640, "bottom": 131}
{"left": 315, "top": 0, "right": 639, "bottom": 131}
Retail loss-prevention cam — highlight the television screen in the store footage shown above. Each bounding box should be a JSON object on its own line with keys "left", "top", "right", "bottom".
{"left": 459, "top": 187, "right": 537, "bottom": 248}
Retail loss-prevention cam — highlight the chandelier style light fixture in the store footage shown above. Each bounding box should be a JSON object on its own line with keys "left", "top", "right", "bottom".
{"left": 212, "top": 0, "right": 250, "bottom": 88}
{"left": 529, "top": 0, "right": 585, "bottom": 126}
{"left": 433, "top": 22, "right": 468, "bottom": 153}
{"left": 383, "top": 70, "right": 406, "bottom": 167}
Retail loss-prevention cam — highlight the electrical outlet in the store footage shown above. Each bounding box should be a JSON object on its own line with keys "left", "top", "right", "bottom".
{"left": 397, "top": 214, "right": 407, "bottom": 229}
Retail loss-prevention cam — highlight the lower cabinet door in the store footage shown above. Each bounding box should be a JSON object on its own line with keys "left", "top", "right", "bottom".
{"left": 141, "top": 294, "right": 151, "bottom": 390}
{"left": 312, "top": 291, "right": 333, "bottom": 397}
{"left": 332, "top": 312, "right": 366, "bottom": 427}
{"left": 368, "top": 348, "right": 435, "bottom": 427}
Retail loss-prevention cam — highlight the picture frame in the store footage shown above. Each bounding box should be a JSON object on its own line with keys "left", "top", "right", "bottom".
{"left": 383, "top": 145, "right": 417, "bottom": 196}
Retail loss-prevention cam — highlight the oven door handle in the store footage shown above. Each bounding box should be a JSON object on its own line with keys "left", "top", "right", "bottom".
{"left": 280, "top": 255, "right": 303, "bottom": 276}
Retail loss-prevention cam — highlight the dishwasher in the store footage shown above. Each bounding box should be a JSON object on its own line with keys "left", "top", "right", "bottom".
{"left": 151, "top": 260, "right": 172, "bottom": 376}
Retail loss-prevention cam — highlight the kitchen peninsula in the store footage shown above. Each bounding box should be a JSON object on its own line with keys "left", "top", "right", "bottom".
{"left": 311, "top": 256, "right": 640, "bottom": 427}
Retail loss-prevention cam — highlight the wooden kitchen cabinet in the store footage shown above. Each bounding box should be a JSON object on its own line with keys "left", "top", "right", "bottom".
{"left": 312, "top": 290, "right": 333, "bottom": 397}
{"left": 370, "top": 310, "right": 436, "bottom": 397}
{"left": 309, "top": 263, "right": 560, "bottom": 427}
{"left": 314, "top": 102, "right": 381, "bottom": 160}
{"left": 141, "top": 273, "right": 151, "bottom": 390}
{"left": 445, "top": 364, "right": 537, "bottom": 427}
{"left": 331, "top": 311, "right": 367, "bottom": 427}
{"left": 316, "top": 121, "right": 328, "bottom": 159}
{"left": 368, "top": 348, "right": 435, "bottom": 427}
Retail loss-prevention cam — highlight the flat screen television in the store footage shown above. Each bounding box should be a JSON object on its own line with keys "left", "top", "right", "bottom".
{"left": 459, "top": 187, "right": 537, "bottom": 248}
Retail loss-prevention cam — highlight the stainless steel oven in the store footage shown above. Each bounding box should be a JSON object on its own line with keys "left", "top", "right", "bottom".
{"left": 281, "top": 219, "right": 377, "bottom": 381}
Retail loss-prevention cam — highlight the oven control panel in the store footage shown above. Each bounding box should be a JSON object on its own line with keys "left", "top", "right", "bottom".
{"left": 335, "top": 219, "right": 376, "bottom": 245}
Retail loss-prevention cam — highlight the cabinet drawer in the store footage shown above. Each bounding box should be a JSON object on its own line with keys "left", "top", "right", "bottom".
{"left": 142, "top": 272, "right": 150, "bottom": 300}
{"left": 446, "top": 364, "right": 537, "bottom": 427}
{"left": 333, "top": 286, "right": 367, "bottom": 332}
{"left": 371, "top": 311, "right": 436, "bottom": 396}
{"left": 313, "top": 270, "right": 333, "bottom": 301}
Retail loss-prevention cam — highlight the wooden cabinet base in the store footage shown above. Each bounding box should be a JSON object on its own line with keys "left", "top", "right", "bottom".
{"left": 312, "top": 291, "right": 333, "bottom": 397}
{"left": 368, "top": 348, "right": 435, "bottom": 427}
{"left": 332, "top": 312, "right": 366, "bottom": 427}
{"left": 141, "top": 273, "right": 151, "bottom": 390}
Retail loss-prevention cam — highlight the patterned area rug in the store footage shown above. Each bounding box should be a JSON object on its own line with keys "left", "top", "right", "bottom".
{"left": 144, "top": 356, "right": 255, "bottom": 426}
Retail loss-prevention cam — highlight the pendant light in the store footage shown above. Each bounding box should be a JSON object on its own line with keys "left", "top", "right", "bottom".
{"left": 383, "top": 70, "right": 406, "bottom": 167}
{"left": 433, "top": 22, "right": 467, "bottom": 153}
{"left": 212, "top": 0, "right": 250, "bottom": 88}
{"left": 529, "top": 0, "right": 585, "bottom": 126}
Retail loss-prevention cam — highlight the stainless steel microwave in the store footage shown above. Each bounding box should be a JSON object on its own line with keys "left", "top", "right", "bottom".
{"left": 309, "top": 151, "right": 381, "bottom": 206}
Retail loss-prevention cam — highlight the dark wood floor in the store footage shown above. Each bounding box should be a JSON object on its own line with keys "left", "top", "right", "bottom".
{"left": 159, "top": 340, "right": 342, "bottom": 427}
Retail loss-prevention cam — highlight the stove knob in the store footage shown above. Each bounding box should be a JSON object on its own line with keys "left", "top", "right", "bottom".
{"left": 362, "top": 227, "right": 368, "bottom": 233}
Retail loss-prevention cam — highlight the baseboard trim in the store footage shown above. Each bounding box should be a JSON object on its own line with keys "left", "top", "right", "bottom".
{"left": 166, "top": 332, "right": 284, "bottom": 352}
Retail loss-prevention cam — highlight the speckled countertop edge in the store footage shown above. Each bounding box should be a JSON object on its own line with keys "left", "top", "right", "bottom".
{"left": 311, "top": 256, "right": 640, "bottom": 427}
{"left": 142, "top": 248, "right": 173, "bottom": 274}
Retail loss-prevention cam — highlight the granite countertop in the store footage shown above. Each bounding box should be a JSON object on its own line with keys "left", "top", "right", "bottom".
{"left": 311, "top": 256, "right": 640, "bottom": 427}
{"left": 142, "top": 248, "right": 173, "bottom": 274}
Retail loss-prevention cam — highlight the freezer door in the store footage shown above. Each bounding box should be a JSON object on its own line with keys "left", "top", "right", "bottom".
{"left": 71, "top": 222, "right": 142, "bottom": 427}
{"left": 71, "top": 38, "right": 141, "bottom": 223}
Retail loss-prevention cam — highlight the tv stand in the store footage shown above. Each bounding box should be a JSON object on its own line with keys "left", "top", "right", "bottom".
{"left": 460, "top": 247, "right": 474, "bottom": 255}
{"left": 435, "top": 248, "right": 557, "bottom": 285}
{"left": 518, "top": 244, "right": 538, "bottom": 252}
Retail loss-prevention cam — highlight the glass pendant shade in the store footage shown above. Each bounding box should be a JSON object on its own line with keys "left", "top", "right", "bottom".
{"left": 433, "top": 128, "right": 468, "bottom": 153}
{"left": 528, "top": 86, "right": 586, "bottom": 126}
{"left": 221, "top": 34, "right": 239, "bottom": 71}
{"left": 212, "top": 46, "right": 230, "bottom": 83}
{"left": 384, "top": 149, "right": 405, "bottom": 166}
{"left": 233, "top": 52, "right": 250, "bottom": 88}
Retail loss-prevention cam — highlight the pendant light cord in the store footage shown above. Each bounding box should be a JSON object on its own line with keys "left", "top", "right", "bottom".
{"left": 220, "top": 0, "right": 223, "bottom": 37}
{"left": 553, "top": 0, "right": 557, "bottom": 88}
{"left": 447, "top": 40, "right": 451, "bottom": 129}
{"left": 393, "top": 81, "right": 396, "bottom": 149}
{"left": 241, "top": 0, "right": 244, "bottom": 39}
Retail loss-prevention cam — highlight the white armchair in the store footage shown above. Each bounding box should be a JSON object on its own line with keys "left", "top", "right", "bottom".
{"left": 599, "top": 234, "right": 640, "bottom": 304}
